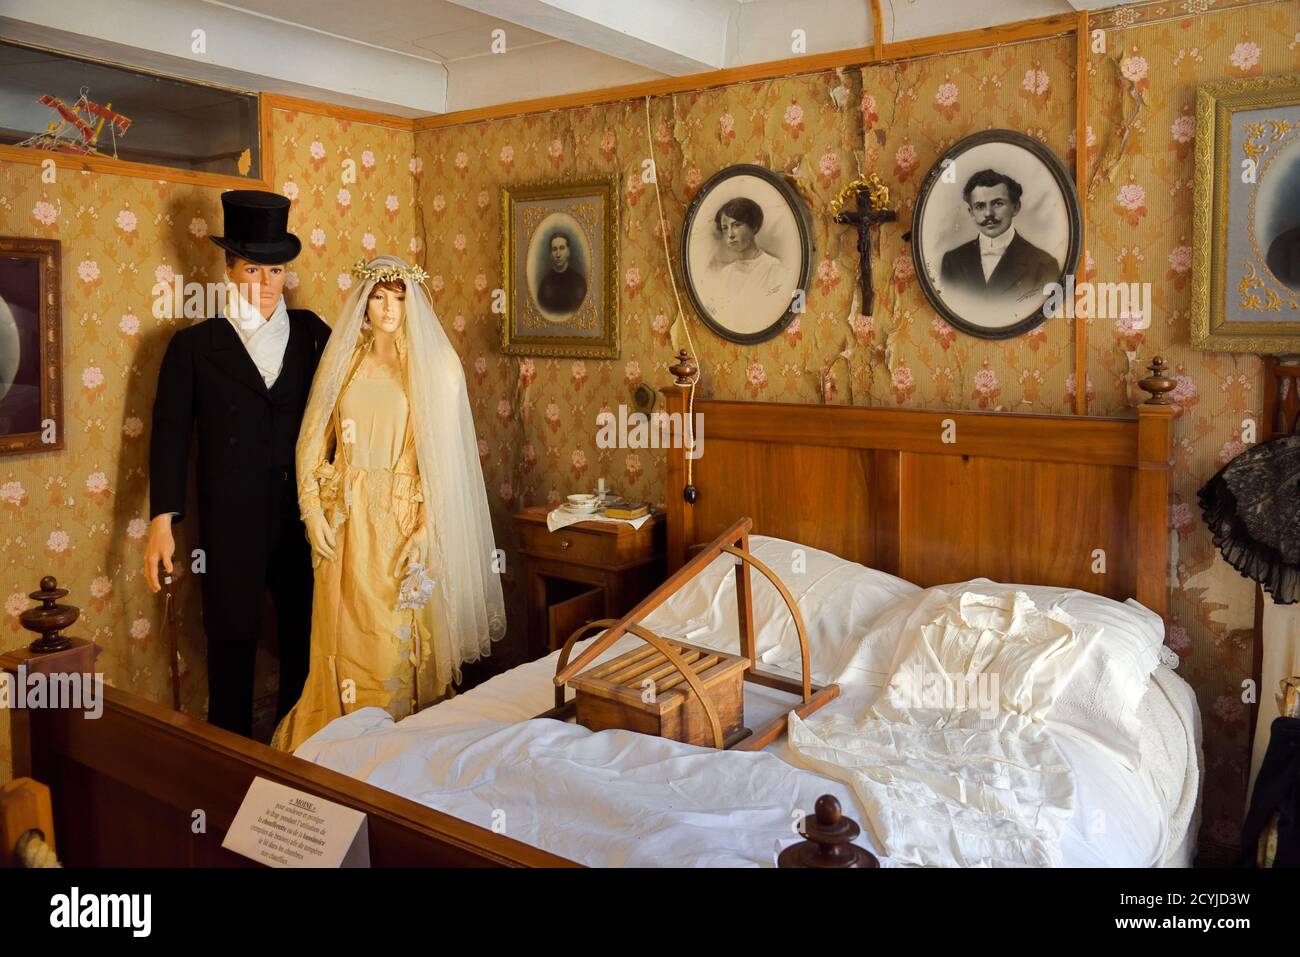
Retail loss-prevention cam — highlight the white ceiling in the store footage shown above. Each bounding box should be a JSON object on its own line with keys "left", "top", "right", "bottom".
{"left": 1, "top": 0, "right": 1112, "bottom": 116}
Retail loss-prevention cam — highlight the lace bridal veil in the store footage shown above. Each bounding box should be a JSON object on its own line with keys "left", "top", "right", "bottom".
{"left": 297, "top": 254, "right": 507, "bottom": 685}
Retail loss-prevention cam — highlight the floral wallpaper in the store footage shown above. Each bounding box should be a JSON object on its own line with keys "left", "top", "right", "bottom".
{"left": 0, "top": 107, "right": 419, "bottom": 773}
{"left": 2, "top": 0, "right": 1297, "bottom": 864}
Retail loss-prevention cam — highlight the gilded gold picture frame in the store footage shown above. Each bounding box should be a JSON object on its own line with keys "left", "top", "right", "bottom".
{"left": 500, "top": 177, "right": 619, "bottom": 359}
{"left": 1191, "top": 73, "right": 1300, "bottom": 353}
{"left": 0, "top": 236, "right": 62, "bottom": 456}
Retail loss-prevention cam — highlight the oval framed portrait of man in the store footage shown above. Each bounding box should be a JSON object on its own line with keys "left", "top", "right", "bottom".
{"left": 911, "top": 130, "right": 1082, "bottom": 340}
{"left": 681, "top": 164, "right": 814, "bottom": 345}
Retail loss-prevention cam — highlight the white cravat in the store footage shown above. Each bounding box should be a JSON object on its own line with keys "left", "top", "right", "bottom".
{"left": 220, "top": 282, "right": 290, "bottom": 387}
{"left": 978, "top": 226, "right": 1017, "bottom": 282}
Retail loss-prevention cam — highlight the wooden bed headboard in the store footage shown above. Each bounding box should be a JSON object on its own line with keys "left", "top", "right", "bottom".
{"left": 661, "top": 357, "right": 1177, "bottom": 618}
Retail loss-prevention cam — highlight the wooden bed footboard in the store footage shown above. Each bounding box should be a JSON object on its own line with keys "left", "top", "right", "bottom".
{"left": 4, "top": 638, "right": 864, "bottom": 867}
{"left": 1, "top": 642, "right": 574, "bottom": 867}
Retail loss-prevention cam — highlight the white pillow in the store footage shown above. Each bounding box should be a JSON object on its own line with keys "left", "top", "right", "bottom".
{"left": 638, "top": 535, "right": 918, "bottom": 686}
{"left": 935, "top": 579, "right": 1163, "bottom": 770}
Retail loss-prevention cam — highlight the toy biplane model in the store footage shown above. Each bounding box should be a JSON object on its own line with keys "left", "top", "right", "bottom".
{"left": 17, "top": 87, "right": 132, "bottom": 158}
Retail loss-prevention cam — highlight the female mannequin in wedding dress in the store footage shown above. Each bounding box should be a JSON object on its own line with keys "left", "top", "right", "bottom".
{"left": 272, "top": 256, "right": 505, "bottom": 751}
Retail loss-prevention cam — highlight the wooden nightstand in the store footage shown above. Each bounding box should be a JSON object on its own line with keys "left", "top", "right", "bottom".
{"left": 514, "top": 505, "right": 666, "bottom": 661}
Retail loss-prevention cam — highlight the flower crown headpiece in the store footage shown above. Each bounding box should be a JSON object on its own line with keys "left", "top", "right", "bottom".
{"left": 350, "top": 258, "right": 430, "bottom": 286}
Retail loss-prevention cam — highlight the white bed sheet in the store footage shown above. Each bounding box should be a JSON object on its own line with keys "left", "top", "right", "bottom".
{"left": 296, "top": 630, "right": 1200, "bottom": 867}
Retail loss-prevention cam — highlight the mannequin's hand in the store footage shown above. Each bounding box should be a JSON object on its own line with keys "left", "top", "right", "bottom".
{"left": 396, "top": 525, "right": 428, "bottom": 578}
{"left": 305, "top": 511, "right": 337, "bottom": 563}
{"left": 144, "top": 515, "right": 176, "bottom": 594}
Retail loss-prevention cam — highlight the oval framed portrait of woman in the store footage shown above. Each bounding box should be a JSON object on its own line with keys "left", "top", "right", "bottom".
{"left": 912, "top": 129, "right": 1082, "bottom": 340}
{"left": 681, "top": 164, "right": 814, "bottom": 344}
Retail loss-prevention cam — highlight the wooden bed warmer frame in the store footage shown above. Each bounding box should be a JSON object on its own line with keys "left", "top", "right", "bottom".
{"left": 3, "top": 358, "right": 1180, "bottom": 867}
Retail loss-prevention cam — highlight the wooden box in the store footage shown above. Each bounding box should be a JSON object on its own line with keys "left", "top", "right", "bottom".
{"left": 569, "top": 640, "right": 750, "bottom": 748}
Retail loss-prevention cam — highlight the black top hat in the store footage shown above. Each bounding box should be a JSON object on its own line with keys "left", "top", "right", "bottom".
{"left": 209, "top": 190, "right": 302, "bottom": 264}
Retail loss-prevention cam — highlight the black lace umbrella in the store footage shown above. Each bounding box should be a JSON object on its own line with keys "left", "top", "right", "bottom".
{"left": 1199, "top": 433, "right": 1300, "bottom": 604}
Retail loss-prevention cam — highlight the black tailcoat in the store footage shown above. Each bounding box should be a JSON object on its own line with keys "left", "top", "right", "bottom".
{"left": 149, "top": 309, "right": 330, "bottom": 735}
{"left": 939, "top": 231, "right": 1060, "bottom": 303}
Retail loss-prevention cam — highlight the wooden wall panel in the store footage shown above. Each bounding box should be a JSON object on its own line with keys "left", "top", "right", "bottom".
{"left": 897, "top": 454, "right": 1135, "bottom": 598}
{"left": 663, "top": 387, "right": 1172, "bottom": 616}
{"left": 688, "top": 438, "right": 876, "bottom": 568}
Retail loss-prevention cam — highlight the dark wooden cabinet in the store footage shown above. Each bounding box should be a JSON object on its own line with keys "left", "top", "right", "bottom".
{"left": 513, "top": 506, "right": 666, "bottom": 661}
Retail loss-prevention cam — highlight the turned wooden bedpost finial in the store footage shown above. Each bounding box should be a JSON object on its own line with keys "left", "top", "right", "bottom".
{"left": 778, "top": 794, "right": 879, "bottom": 868}
{"left": 19, "top": 576, "right": 77, "bottom": 654}
{"left": 668, "top": 349, "right": 697, "bottom": 387}
{"left": 1138, "top": 356, "right": 1177, "bottom": 405}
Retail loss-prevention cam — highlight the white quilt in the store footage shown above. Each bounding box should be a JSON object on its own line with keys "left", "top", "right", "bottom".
{"left": 298, "top": 632, "right": 869, "bottom": 867}
{"left": 292, "top": 538, "right": 1202, "bottom": 867}
{"left": 301, "top": 703, "right": 864, "bottom": 867}
{"left": 787, "top": 711, "right": 1076, "bottom": 867}
{"left": 297, "top": 634, "right": 1198, "bottom": 867}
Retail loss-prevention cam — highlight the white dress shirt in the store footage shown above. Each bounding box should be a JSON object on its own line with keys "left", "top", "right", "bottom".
{"left": 219, "top": 282, "right": 290, "bottom": 388}
{"left": 978, "top": 225, "right": 1017, "bottom": 282}
{"left": 878, "top": 588, "right": 1084, "bottom": 723}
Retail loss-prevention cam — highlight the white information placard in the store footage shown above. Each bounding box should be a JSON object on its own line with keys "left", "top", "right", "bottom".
{"left": 222, "top": 776, "right": 369, "bottom": 868}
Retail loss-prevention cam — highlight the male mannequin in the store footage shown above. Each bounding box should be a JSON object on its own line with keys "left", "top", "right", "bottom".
{"left": 144, "top": 190, "right": 329, "bottom": 737}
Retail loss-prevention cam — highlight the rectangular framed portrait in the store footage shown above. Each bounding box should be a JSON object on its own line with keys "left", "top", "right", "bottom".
{"left": 500, "top": 177, "right": 619, "bottom": 359}
{"left": 1191, "top": 73, "right": 1300, "bottom": 353}
{"left": 0, "top": 236, "right": 62, "bottom": 455}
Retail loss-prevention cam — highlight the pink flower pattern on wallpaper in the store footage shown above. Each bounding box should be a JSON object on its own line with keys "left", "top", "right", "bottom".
{"left": 1020, "top": 64, "right": 1051, "bottom": 110}
{"left": 31, "top": 198, "right": 58, "bottom": 227}
{"left": 1120, "top": 50, "right": 1151, "bottom": 91}
{"left": 1116, "top": 179, "right": 1149, "bottom": 227}
{"left": 893, "top": 140, "right": 919, "bottom": 181}
{"left": 816, "top": 151, "right": 841, "bottom": 188}
{"left": 890, "top": 366, "right": 916, "bottom": 404}
{"left": 930, "top": 316, "right": 957, "bottom": 351}
{"left": 853, "top": 313, "right": 875, "bottom": 348}
{"left": 971, "top": 361, "right": 1001, "bottom": 409}
{"left": 861, "top": 92, "right": 878, "bottom": 130}
{"left": 934, "top": 77, "right": 961, "bottom": 122}
{"left": 782, "top": 99, "right": 805, "bottom": 139}
{"left": 718, "top": 112, "right": 736, "bottom": 145}
{"left": 1229, "top": 40, "right": 1262, "bottom": 73}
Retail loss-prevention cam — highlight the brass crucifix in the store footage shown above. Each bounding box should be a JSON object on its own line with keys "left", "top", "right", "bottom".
{"left": 832, "top": 173, "right": 897, "bottom": 317}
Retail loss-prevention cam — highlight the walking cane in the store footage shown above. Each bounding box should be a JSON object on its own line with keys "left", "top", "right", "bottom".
{"left": 159, "top": 574, "right": 181, "bottom": 712}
